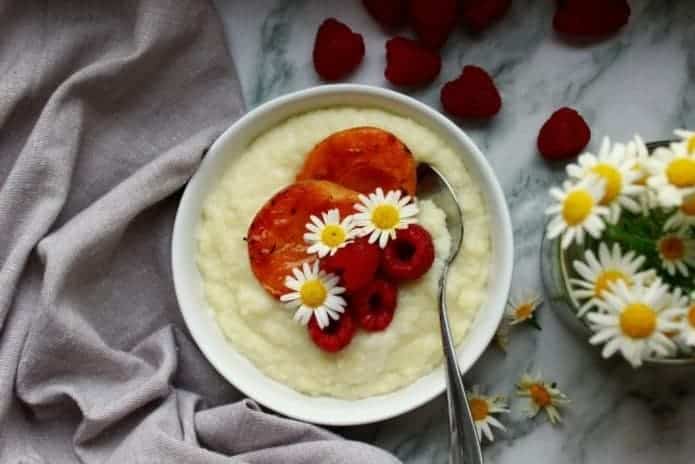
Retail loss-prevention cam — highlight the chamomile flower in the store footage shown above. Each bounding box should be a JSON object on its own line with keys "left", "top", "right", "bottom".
{"left": 545, "top": 177, "right": 610, "bottom": 249}
{"left": 663, "top": 286, "right": 691, "bottom": 350}
{"left": 586, "top": 280, "right": 682, "bottom": 367}
{"left": 467, "top": 385, "right": 509, "bottom": 442}
{"left": 674, "top": 300, "right": 695, "bottom": 348}
{"left": 505, "top": 293, "right": 542, "bottom": 327}
{"left": 646, "top": 143, "right": 695, "bottom": 208}
{"left": 566, "top": 137, "right": 641, "bottom": 223}
{"left": 672, "top": 128, "right": 695, "bottom": 156}
{"left": 664, "top": 194, "right": 695, "bottom": 231}
{"left": 625, "top": 134, "right": 658, "bottom": 213}
{"left": 516, "top": 373, "right": 569, "bottom": 424}
{"left": 569, "top": 242, "right": 652, "bottom": 317}
{"left": 656, "top": 231, "right": 695, "bottom": 277}
{"left": 353, "top": 188, "right": 418, "bottom": 248}
{"left": 280, "top": 261, "right": 346, "bottom": 329}
{"left": 304, "top": 209, "right": 356, "bottom": 258}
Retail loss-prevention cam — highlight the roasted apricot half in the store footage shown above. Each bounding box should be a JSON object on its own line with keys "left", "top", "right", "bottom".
{"left": 247, "top": 180, "right": 360, "bottom": 298}
{"left": 297, "top": 127, "right": 417, "bottom": 195}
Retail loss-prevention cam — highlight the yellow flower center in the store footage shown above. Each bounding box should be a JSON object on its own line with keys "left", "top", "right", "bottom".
{"left": 681, "top": 194, "right": 695, "bottom": 216}
{"left": 688, "top": 136, "right": 695, "bottom": 155}
{"left": 371, "top": 204, "right": 400, "bottom": 230}
{"left": 300, "top": 279, "right": 327, "bottom": 308}
{"left": 591, "top": 164, "right": 622, "bottom": 204}
{"left": 514, "top": 303, "right": 534, "bottom": 321}
{"left": 666, "top": 158, "right": 695, "bottom": 188}
{"left": 321, "top": 224, "right": 347, "bottom": 247}
{"left": 688, "top": 305, "right": 695, "bottom": 328}
{"left": 469, "top": 398, "right": 489, "bottom": 421}
{"left": 659, "top": 236, "right": 685, "bottom": 260}
{"left": 620, "top": 303, "right": 657, "bottom": 339}
{"left": 562, "top": 190, "right": 594, "bottom": 226}
{"left": 529, "top": 384, "right": 552, "bottom": 407}
{"left": 594, "top": 270, "right": 629, "bottom": 298}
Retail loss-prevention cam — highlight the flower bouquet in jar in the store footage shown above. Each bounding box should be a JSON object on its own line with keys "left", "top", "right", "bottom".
{"left": 544, "top": 129, "right": 695, "bottom": 367}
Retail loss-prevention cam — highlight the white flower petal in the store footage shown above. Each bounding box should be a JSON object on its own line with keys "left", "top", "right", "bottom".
{"left": 280, "top": 291, "right": 300, "bottom": 302}
{"left": 379, "top": 231, "right": 389, "bottom": 248}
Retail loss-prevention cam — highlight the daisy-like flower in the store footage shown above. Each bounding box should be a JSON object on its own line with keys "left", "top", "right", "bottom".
{"left": 304, "top": 209, "right": 356, "bottom": 258}
{"left": 516, "top": 373, "right": 569, "bottom": 424}
{"left": 625, "top": 134, "right": 658, "bottom": 213}
{"left": 569, "top": 242, "right": 652, "bottom": 317}
{"left": 675, "top": 299, "right": 695, "bottom": 348}
{"left": 586, "top": 280, "right": 682, "bottom": 367}
{"left": 546, "top": 177, "right": 610, "bottom": 249}
{"left": 280, "top": 262, "right": 346, "bottom": 329}
{"left": 467, "top": 385, "right": 509, "bottom": 442}
{"left": 566, "top": 137, "right": 642, "bottom": 223}
{"left": 672, "top": 128, "right": 695, "bottom": 156}
{"left": 656, "top": 230, "right": 695, "bottom": 277}
{"left": 646, "top": 140, "right": 695, "bottom": 208}
{"left": 662, "top": 286, "right": 690, "bottom": 349}
{"left": 353, "top": 188, "right": 418, "bottom": 248}
{"left": 505, "top": 293, "right": 542, "bottom": 329}
{"left": 664, "top": 193, "right": 695, "bottom": 231}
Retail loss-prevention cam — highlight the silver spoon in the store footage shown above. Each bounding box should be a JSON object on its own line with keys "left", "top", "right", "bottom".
{"left": 417, "top": 163, "right": 483, "bottom": 464}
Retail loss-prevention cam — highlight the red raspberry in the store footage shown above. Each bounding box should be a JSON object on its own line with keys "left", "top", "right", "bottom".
{"left": 408, "top": 0, "right": 458, "bottom": 49}
{"left": 440, "top": 65, "right": 501, "bottom": 119}
{"left": 308, "top": 313, "right": 356, "bottom": 353}
{"left": 554, "top": 0, "right": 630, "bottom": 38}
{"left": 381, "top": 224, "right": 435, "bottom": 281}
{"left": 385, "top": 37, "right": 441, "bottom": 87}
{"left": 462, "top": 0, "right": 512, "bottom": 33}
{"left": 363, "top": 0, "right": 408, "bottom": 29}
{"left": 353, "top": 279, "right": 398, "bottom": 331}
{"left": 537, "top": 107, "right": 591, "bottom": 161}
{"left": 320, "top": 238, "right": 381, "bottom": 294}
{"left": 313, "top": 18, "right": 365, "bottom": 81}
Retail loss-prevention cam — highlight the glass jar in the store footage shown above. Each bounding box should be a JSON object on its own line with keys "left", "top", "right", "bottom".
{"left": 540, "top": 140, "right": 695, "bottom": 365}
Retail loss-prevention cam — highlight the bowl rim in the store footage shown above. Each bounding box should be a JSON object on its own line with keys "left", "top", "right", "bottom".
{"left": 171, "top": 84, "right": 514, "bottom": 425}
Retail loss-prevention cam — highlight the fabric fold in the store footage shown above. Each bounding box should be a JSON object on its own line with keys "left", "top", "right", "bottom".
{"left": 0, "top": 0, "right": 399, "bottom": 462}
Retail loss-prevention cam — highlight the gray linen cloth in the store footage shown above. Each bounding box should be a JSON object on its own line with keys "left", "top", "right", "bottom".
{"left": 0, "top": 1, "right": 400, "bottom": 462}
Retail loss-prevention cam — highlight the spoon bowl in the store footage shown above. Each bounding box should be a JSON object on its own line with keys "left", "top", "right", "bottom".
{"left": 417, "top": 164, "right": 464, "bottom": 263}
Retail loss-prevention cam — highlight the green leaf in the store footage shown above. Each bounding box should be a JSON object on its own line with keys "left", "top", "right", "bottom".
{"left": 600, "top": 210, "right": 695, "bottom": 295}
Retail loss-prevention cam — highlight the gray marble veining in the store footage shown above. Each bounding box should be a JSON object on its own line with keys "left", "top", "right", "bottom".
{"left": 213, "top": 0, "right": 695, "bottom": 462}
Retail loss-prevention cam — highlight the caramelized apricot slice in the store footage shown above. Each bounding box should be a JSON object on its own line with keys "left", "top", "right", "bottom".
{"left": 297, "top": 127, "right": 417, "bottom": 195}
{"left": 247, "top": 180, "right": 360, "bottom": 298}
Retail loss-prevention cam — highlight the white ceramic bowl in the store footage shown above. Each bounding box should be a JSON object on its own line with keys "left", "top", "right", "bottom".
{"left": 172, "top": 84, "right": 514, "bottom": 426}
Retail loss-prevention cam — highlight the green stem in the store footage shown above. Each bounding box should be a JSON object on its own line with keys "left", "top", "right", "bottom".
{"left": 603, "top": 226, "right": 656, "bottom": 255}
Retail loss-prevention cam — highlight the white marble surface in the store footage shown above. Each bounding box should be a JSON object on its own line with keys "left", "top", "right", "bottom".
{"left": 213, "top": 1, "right": 695, "bottom": 462}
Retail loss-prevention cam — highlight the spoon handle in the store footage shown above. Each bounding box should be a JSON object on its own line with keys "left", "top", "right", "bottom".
{"left": 438, "top": 266, "right": 483, "bottom": 464}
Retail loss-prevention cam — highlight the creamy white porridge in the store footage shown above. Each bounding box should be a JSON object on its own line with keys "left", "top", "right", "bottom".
{"left": 196, "top": 107, "right": 491, "bottom": 399}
